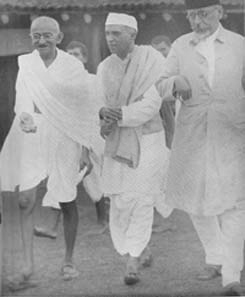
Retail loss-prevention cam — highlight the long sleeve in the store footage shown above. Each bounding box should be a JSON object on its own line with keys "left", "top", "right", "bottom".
{"left": 118, "top": 85, "right": 162, "bottom": 128}
{"left": 156, "top": 43, "right": 180, "bottom": 101}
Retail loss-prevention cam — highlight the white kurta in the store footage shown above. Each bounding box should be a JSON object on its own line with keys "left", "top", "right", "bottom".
{"left": 103, "top": 86, "right": 170, "bottom": 201}
{"left": 157, "top": 25, "right": 245, "bottom": 216}
{"left": 98, "top": 50, "right": 172, "bottom": 256}
{"left": 157, "top": 25, "right": 245, "bottom": 287}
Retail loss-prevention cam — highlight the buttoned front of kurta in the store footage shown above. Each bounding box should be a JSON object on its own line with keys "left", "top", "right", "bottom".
{"left": 158, "top": 26, "right": 245, "bottom": 216}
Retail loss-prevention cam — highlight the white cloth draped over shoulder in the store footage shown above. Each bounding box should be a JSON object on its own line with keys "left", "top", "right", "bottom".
{"left": 17, "top": 50, "right": 96, "bottom": 148}
{"left": 99, "top": 45, "right": 166, "bottom": 169}
{"left": 97, "top": 45, "right": 172, "bottom": 215}
{"left": 0, "top": 49, "right": 99, "bottom": 207}
{"left": 97, "top": 46, "right": 172, "bottom": 257}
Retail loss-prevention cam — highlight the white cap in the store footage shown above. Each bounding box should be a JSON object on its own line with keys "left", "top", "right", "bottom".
{"left": 105, "top": 13, "right": 138, "bottom": 32}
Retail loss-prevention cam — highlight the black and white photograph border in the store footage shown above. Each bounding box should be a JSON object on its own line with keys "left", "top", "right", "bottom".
{"left": 0, "top": 0, "right": 244, "bottom": 296}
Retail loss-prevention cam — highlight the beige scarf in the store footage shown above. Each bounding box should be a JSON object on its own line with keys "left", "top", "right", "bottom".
{"left": 100, "top": 45, "right": 165, "bottom": 168}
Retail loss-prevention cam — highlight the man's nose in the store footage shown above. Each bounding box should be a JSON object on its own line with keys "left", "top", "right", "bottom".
{"left": 192, "top": 14, "right": 202, "bottom": 24}
{"left": 39, "top": 36, "right": 46, "bottom": 43}
{"left": 106, "top": 34, "right": 114, "bottom": 41}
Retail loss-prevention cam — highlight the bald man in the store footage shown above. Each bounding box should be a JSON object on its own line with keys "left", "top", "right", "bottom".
{"left": 0, "top": 16, "right": 96, "bottom": 289}
{"left": 34, "top": 41, "right": 107, "bottom": 238}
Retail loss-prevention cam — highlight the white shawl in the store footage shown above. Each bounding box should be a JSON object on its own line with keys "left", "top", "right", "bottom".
{"left": 18, "top": 49, "right": 97, "bottom": 148}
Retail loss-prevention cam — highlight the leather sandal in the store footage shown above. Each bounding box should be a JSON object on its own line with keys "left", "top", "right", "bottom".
{"left": 124, "top": 272, "right": 140, "bottom": 285}
{"left": 61, "top": 263, "right": 79, "bottom": 281}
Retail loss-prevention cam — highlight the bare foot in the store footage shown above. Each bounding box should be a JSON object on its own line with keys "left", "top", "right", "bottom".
{"left": 20, "top": 265, "right": 33, "bottom": 281}
{"left": 61, "top": 263, "right": 79, "bottom": 281}
{"left": 6, "top": 271, "right": 38, "bottom": 292}
{"left": 34, "top": 226, "right": 57, "bottom": 239}
{"left": 84, "top": 223, "right": 109, "bottom": 236}
{"left": 139, "top": 247, "right": 153, "bottom": 268}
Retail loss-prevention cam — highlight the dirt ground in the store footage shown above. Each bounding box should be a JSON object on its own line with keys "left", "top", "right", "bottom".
{"left": 1, "top": 184, "right": 245, "bottom": 297}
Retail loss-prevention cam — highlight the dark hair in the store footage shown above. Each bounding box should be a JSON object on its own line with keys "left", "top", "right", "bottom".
{"left": 66, "top": 41, "right": 88, "bottom": 59}
{"left": 151, "top": 35, "right": 172, "bottom": 47}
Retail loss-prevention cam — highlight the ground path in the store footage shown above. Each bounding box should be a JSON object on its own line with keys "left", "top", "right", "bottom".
{"left": 1, "top": 184, "right": 245, "bottom": 296}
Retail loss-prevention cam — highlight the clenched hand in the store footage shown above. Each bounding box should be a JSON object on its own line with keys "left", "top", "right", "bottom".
{"left": 19, "top": 112, "right": 37, "bottom": 133}
{"left": 99, "top": 107, "right": 122, "bottom": 122}
{"left": 174, "top": 75, "right": 192, "bottom": 101}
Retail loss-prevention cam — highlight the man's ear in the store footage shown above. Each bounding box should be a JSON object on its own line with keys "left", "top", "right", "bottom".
{"left": 56, "top": 32, "right": 64, "bottom": 44}
{"left": 217, "top": 5, "right": 224, "bottom": 20}
{"left": 130, "top": 30, "right": 137, "bottom": 42}
{"left": 82, "top": 55, "right": 88, "bottom": 64}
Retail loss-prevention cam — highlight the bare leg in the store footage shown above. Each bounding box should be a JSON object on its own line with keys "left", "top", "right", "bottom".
{"left": 95, "top": 196, "right": 109, "bottom": 225}
{"left": 50, "top": 209, "right": 61, "bottom": 234}
{"left": 152, "top": 210, "right": 176, "bottom": 234}
{"left": 139, "top": 245, "right": 153, "bottom": 268}
{"left": 18, "top": 187, "right": 37, "bottom": 279}
{"left": 34, "top": 208, "right": 61, "bottom": 239}
{"left": 86, "top": 196, "right": 109, "bottom": 236}
{"left": 59, "top": 200, "right": 78, "bottom": 265}
{"left": 59, "top": 200, "right": 79, "bottom": 281}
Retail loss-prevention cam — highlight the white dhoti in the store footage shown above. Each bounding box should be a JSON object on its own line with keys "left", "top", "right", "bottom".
{"left": 190, "top": 207, "right": 245, "bottom": 286}
{"left": 83, "top": 137, "right": 104, "bottom": 202}
{"left": 0, "top": 49, "right": 97, "bottom": 211}
{"left": 104, "top": 131, "right": 172, "bottom": 257}
{"left": 40, "top": 121, "right": 81, "bottom": 209}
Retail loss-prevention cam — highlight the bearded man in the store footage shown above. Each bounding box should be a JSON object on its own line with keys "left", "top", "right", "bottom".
{"left": 157, "top": 0, "right": 245, "bottom": 295}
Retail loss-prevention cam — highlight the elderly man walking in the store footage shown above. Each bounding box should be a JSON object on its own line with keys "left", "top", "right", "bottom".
{"left": 157, "top": 0, "right": 245, "bottom": 295}
{"left": 66, "top": 41, "right": 108, "bottom": 233}
{"left": 98, "top": 12, "right": 172, "bottom": 285}
{"left": 0, "top": 16, "right": 95, "bottom": 289}
{"left": 34, "top": 40, "right": 107, "bottom": 239}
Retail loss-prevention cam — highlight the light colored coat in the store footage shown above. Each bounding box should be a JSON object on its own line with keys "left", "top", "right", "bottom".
{"left": 157, "top": 25, "right": 245, "bottom": 216}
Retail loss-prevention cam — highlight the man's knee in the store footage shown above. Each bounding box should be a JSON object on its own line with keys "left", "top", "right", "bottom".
{"left": 60, "top": 200, "right": 77, "bottom": 217}
{"left": 19, "top": 189, "right": 36, "bottom": 210}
